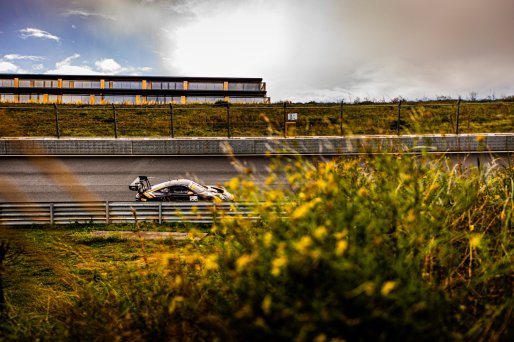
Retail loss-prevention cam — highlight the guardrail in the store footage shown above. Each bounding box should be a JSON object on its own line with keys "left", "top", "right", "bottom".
{"left": 0, "top": 202, "right": 255, "bottom": 226}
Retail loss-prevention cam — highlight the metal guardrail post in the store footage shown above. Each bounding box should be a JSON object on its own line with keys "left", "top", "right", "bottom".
{"left": 455, "top": 98, "right": 461, "bottom": 135}
{"left": 169, "top": 103, "right": 174, "bottom": 138}
{"left": 159, "top": 202, "right": 162, "bottom": 224}
{"left": 112, "top": 104, "right": 118, "bottom": 138}
{"left": 340, "top": 100, "right": 344, "bottom": 136}
{"left": 105, "top": 201, "right": 110, "bottom": 224}
{"left": 53, "top": 104, "right": 60, "bottom": 139}
{"left": 397, "top": 100, "right": 402, "bottom": 136}
{"left": 49, "top": 203, "right": 54, "bottom": 225}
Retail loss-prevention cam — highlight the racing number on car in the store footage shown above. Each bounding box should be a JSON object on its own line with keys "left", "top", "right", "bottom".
{"left": 189, "top": 195, "right": 198, "bottom": 202}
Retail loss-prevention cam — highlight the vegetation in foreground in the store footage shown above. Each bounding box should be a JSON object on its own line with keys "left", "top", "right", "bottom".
{"left": 0, "top": 99, "right": 513, "bottom": 137}
{"left": 2, "top": 152, "right": 514, "bottom": 340}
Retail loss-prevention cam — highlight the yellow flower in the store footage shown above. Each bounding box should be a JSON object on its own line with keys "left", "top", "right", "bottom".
{"left": 236, "top": 254, "right": 254, "bottom": 272}
{"left": 226, "top": 177, "right": 240, "bottom": 191}
{"left": 291, "top": 198, "right": 322, "bottom": 220}
{"left": 381, "top": 281, "right": 397, "bottom": 296}
{"left": 263, "top": 232, "right": 273, "bottom": 247}
{"left": 264, "top": 175, "right": 276, "bottom": 185}
{"left": 173, "top": 275, "right": 182, "bottom": 287}
{"left": 469, "top": 234, "right": 483, "bottom": 248}
{"left": 335, "top": 240, "right": 348, "bottom": 256}
{"left": 316, "top": 178, "right": 328, "bottom": 191}
{"left": 313, "top": 226, "right": 328, "bottom": 240}
{"left": 407, "top": 208, "right": 416, "bottom": 223}
{"left": 242, "top": 180, "right": 256, "bottom": 191}
{"left": 271, "top": 256, "right": 288, "bottom": 276}
{"left": 310, "top": 249, "right": 321, "bottom": 261}
{"left": 204, "top": 254, "right": 219, "bottom": 271}
{"left": 261, "top": 295, "right": 272, "bottom": 315}
{"left": 357, "top": 187, "right": 368, "bottom": 197}
{"left": 295, "top": 236, "right": 313, "bottom": 254}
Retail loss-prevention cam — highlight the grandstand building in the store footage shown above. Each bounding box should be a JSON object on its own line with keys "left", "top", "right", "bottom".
{"left": 0, "top": 74, "right": 269, "bottom": 104}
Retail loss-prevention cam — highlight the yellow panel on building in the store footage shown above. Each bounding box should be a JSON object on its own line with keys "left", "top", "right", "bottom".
{"left": 43, "top": 94, "right": 49, "bottom": 104}
{"left": 100, "top": 80, "right": 105, "bottom": 89}
{"left": 223, "top": 81, "right": 229, "bottom": 91}
{"left": 90, "top": 95, "right": 95, "bottom": 105}
{"left": 136, "top": 95, "right": 141, "bottom": 105}
{"left": 142, "top": 80, "right": 147, "bottom": 90}
{"left": 183, "top": 81, "right": 188, "bottom": 91}
{"left": 181, "top": 96, "right": 186, "bottom": 104}
{"left": 14, "top": 78, "right": 19, "bottom": 88}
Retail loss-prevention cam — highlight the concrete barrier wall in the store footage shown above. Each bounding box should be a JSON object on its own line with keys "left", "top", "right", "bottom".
{"left": 2, "top": 134, "right": 514, "bottom": 156}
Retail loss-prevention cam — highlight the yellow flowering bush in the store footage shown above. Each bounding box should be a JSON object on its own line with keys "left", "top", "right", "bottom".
{"left": 40, "top": 152, "right": 514, "bottom": 341}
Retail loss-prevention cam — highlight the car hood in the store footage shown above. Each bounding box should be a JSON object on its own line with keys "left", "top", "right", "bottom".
{"left": 205, "top": 186, "right": 234, "bottom": 201}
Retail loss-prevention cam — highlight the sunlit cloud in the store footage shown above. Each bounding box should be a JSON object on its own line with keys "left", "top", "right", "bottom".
{"left": 19, "top": 28, "right": 60, "bottom": 42}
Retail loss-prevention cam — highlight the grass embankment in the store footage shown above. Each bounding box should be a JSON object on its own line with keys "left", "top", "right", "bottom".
{"left": 2, "top": 153, "right": 514, "bottom": 340}
{"left": 0, "top": 100, "right": 513, "bottom": 137}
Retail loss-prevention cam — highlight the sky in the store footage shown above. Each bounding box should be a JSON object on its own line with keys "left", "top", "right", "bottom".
{"left": 0, "top": 0, "right": 513, "bottom": 102}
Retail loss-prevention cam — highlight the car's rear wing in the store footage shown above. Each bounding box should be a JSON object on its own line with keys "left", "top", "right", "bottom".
{"left": 129, "top": 176, "right": 151, "bottom": 192}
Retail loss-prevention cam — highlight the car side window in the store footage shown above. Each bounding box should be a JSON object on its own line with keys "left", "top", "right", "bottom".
{"left": 170, "top": 186, "right": 190, "bottom": 194}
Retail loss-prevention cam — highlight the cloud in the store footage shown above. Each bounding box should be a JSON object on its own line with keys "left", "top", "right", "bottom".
{"left": 95, "top": 58, "right": 122, "bottom": 73}
{"left": 19, "top": 28, "right": 60, "bottom": 42}
{"left": 61, "top": 9, "right": 116, "bottom": 21}
{"left": 85, "top": 0, "right": 514, "bottom": 101}
{"left": 4, "top": 54, "right": 45, "bottom": 61}
{"left": 32, "top": 64, "right": 45, "bottom": 71}
{"left": 46, "top": 54, "right": 99, "bottom": 75}
{"left": 44, "top": 54, "right": 151, "bottom": 75}
{"left": 0, "top": 61, "right": 19, "bottom": 73}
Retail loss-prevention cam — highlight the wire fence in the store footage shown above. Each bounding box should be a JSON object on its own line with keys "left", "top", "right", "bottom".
{"left": 1, "top": 101, "right": 513, "bottom": 138}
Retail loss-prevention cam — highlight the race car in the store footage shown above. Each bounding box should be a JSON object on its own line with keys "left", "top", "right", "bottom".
{"left": 129, "top": 176, "right": 234, "bottom": 202}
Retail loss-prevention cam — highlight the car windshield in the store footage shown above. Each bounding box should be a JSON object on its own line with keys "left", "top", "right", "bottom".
{"left": 189, "top": 181, "right": 208, "bottom": 192}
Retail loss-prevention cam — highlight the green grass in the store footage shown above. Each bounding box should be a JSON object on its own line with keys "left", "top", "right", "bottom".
{"left": 1, "top": 100, "right": 513, "bottom": 137}
{"left": 2, "top": 153, "right": 514, "bottom": 340}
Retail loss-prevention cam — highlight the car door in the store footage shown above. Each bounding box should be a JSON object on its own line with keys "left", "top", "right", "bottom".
{"left": 169, "top": 185, "right": 196, "bottom": 201}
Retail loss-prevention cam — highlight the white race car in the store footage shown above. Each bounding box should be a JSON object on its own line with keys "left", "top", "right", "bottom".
{"left": 129, "top": 176, "right": 234, "bottom": 202}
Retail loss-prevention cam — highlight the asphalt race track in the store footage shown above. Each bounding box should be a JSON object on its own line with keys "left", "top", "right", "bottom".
{"left": 0, "top": 156, "right": 282, "bottom": 202}
{"left": 0, "top": 153, "right": 511, "bottom": 202}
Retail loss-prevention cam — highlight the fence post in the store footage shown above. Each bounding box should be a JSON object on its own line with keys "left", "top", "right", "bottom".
{"left": 169, "top": 103, "right": 174, "bottom": 138}
{"left": 53, "top": 104, "right": 60, "bottom": 139}
{"left": 112, "top": 104, "right": 118, "bottom": 138}
{"left": 340, "top": 100, "right": 344, "bottom": 136}
{"left": 283, "top": 102, "right": 287, "bottom": 138}
{"left": 159, "top": 202, "right": 162, "bottom": 224}
{"left": 226, "top": 103, "right": 231, "bottom": 138}
{"left": 397, "top": 100, "right": 402, "bottom": 136}
{"left": 455, "top": 98, "right": 461, "bottom": 135}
